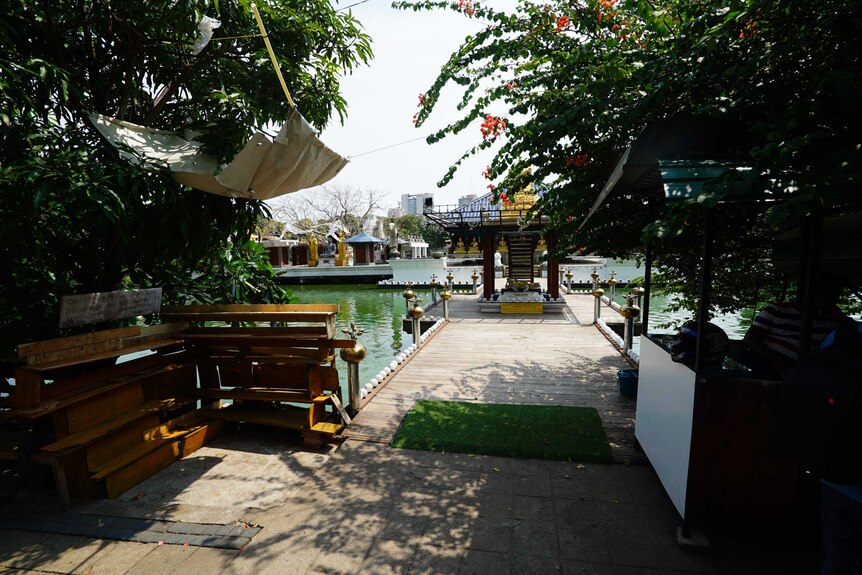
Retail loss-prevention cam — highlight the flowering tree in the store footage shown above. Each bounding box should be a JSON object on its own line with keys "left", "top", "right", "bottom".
{"left": 0, "top": 1, "right": 371, "bottom": 354}
{"left": 398, "top": 0, "right": 862, "bottom": 316}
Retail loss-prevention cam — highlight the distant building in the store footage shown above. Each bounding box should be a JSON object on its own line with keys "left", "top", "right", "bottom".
{"left": 458, "top": 194, "right": 478, "bottom": 206}
{"left": 387, "top": 206, "right": 403, "bottom": 218}
{"left": 400, "top": 193, "right": 434, "bottom": 215}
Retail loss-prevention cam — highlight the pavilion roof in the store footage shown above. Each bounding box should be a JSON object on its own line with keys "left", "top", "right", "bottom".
{"left": 423, "top": 188, "right": 549, "bottom": 233}
{"left": 345, "top": 232, "right": 387, "bottom": 244}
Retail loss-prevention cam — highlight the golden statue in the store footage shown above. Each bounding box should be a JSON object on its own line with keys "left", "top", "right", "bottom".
{"left": 496, "top": 235, "right": 508, "bottom": 254}
{"left": 535, "top": 235, "right": 547, "bottom": 251}
{"left": 335, "top": 231, "right": 348, "bottom": 266}
{"left": 467, "top": 237, "right": 480, "bottom": 255}
{"left": 500, "top": 168, "right": 538, "bottom": 220}
{"left": 307, "top": 233, "right": 319, "bottom": 267}
{"left": 453, "top": 236, "right": 466, "bottom": 254}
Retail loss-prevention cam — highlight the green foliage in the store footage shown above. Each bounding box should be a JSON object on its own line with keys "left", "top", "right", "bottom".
{"left": 0, "top": 1, "right": 371, "bottom": 356}
{"left": 386, "top": 214, "right": 448, "bottom": 249}
{"left": 398, "top": 0, "right": 862, "bottom": 316}
{"left": 147, "top": 240, "right": 291, "bottom": 306}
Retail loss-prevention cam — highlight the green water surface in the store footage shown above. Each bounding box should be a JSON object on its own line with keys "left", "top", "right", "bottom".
{"left": 289, "top": 284, "right": 436, "bottom": 394}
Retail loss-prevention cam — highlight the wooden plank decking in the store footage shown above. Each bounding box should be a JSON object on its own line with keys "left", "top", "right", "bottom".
{"left": 346, "top": 290, "right": 642, "bottom": 462}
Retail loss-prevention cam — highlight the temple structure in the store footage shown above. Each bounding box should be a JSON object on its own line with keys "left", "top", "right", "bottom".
{"left": 424, "top": 185, "right": 564, "bottom": 313}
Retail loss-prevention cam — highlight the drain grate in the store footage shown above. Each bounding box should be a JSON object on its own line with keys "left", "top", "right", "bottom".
{"left": 0, "top": 513, "right": 260, "bottom": 550}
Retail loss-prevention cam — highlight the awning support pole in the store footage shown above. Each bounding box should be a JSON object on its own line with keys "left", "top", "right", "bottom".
{"left": 251, "top": 3, "right": 296, "bottom": 108}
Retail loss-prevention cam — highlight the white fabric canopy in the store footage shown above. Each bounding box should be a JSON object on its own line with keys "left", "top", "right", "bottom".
{"left": 89, "top": 110, "right": 348, "bottom": 200}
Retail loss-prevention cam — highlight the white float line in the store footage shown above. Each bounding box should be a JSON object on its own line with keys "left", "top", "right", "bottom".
{"left": 358, "top": 317, "right": 448, "bottom": 405}
{"left": 595, "top": 318, "right": 639, "bottom": 368}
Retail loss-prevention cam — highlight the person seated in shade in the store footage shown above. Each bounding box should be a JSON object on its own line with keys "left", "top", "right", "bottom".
{"left": 739, "top": 280, "right": 852, "bottom": 379}
{"left": 816, "top": 320, "right": 862, "bottom": 575}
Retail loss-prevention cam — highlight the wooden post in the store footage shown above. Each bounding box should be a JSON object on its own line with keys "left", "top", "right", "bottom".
{"left": 547, "top": 230, "right": 560, "bottom": 299}
{"left": 482, "top": 232, "right": 495, "bottom": 300}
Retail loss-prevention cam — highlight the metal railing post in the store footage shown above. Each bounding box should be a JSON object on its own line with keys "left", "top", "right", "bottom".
{"left": 339, "top": 323, "right": 366, "bottom": 416}
{"left": 592, "top": 287, "right": 604, "bottom": 323}
{"left": 347, "top": 362, "right": 361, "bottom": 415}
{"left": 402, "top": 283, "right": 414, "bottom": 316}
{"left": 608, "top": 271, "right": 617, "bottom": 304}
{"left": 441, "top": 289, "right": 452, "bottom": 320}
{"left": 620, "top": 295, "right": 641, "bottom": 353}
{"left": 409, "top": 297, "right": 424, "bottom": 347}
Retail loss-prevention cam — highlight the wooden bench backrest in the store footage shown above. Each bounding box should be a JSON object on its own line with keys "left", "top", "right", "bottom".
{"left": 58, "top": 288, "right": 162, "bottom": 328}
{"left": 17, "top": 323, "right": 187, "bottom": 367}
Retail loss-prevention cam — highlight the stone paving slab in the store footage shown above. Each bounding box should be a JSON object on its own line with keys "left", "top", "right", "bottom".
{"left": 0, "top": 512, "right": 258, "bottom": 549}
{"left": 0, "top": 293, "right": 821, "bottom": 574}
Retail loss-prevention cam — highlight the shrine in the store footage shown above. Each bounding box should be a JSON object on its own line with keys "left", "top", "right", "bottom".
{"left": 423, "top": 185, "right": 566, "bottom": 313}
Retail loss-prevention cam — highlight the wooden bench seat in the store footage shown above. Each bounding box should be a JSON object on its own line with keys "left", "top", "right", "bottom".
{"left": 8, "top": 298, "right": 353, "bottom": 508}
{"left": 39, "top": 398, "right": 194, "bottom": 455}
{"left": 12, "top": 323, "right": 187, "bottom": 409}
{"left": 2, "top": 358, "right": 193, "bottom": 423}
{"left": 197, "top": 387, "right": 317, "bottom": 403}
{"left": 200, "top": 403, "right": 344, "bottom": 436}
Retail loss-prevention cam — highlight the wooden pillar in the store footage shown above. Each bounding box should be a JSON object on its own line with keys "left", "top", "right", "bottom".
{"left": 483, "top": 231, "right": 495, "bottom": 300}
{"left": 546, "top": 230, "right": 560, "bottom": 299}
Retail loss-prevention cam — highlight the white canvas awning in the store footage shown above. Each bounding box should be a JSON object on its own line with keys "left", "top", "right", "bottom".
{"left": 89, "top": 110, "right": 348, "bottom": 201}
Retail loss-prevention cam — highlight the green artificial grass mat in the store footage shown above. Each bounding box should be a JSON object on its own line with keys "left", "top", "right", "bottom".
{"left": 391, "top": 400, "right": 614, "bottom": 463}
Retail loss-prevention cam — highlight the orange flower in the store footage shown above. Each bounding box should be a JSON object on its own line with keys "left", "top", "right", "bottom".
{"left": 556, "top": 15, "right": 570, "bottom": 31}
{"left": 479, "top": 114, "right": 507, "bottom": 139}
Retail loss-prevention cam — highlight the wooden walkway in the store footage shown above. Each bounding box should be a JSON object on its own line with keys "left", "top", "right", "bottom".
{"left": 346, "top": 292, "right": 641, "bottom": 462}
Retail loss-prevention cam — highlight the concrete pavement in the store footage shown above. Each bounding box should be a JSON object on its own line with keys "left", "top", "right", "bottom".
{"left": 0, "top": 293, "right": 820, "bottom": 574}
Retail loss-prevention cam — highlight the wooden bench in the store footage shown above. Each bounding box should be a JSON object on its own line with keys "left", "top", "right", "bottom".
{"left": 160, "top": 304, "right": 355, "bottom": 448}
{"left": 4, "top": 296, "right": 355, "bottom": 508}
{"left": 3, "top": 290, "right": 199, "bottom": 508}
{"left": 4, "top": 292, "right": 223, "bottom": 509}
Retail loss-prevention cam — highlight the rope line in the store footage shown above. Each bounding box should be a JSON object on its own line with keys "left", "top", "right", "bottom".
{"left": 251, "top": 3, "right": 296, "bottom": 108}
{"left": 209, "top": 33, "right": 263, "bottom": 42}
{"left": 336, "top": 0, "right": 372, "bottom": 11}
{"left": 348, "top": 134, "right": 429, "bottom": 159}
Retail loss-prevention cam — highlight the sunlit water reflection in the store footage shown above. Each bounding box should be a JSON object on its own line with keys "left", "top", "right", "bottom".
{"left": 290, "top": 284, "right": 435, "bottom": 396}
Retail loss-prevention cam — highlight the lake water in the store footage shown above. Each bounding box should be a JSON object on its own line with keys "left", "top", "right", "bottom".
{"left": 290, "top": 284, "right": 436, "bottom": 396}
{"left": 579, "top": 259, "right": 752, "bottom": 339}
{"left": 605, "top": 289, "right": 751, "bottom": 339}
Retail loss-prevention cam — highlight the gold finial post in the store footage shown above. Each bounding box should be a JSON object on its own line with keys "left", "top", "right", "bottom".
{"left": 592, "top": 287, "right": 605, "bottom": 323}
{"left": 619, "top": 296, "right": 641, "bottom": 352}
{"left": 440, "top": 288, "right": 452, "bottom": 321}
{"left": 339, "top": 322, "right": 366, "bottom": 415}
{"left": 402, "top": 282, "right": 415, "bottom": 315}
{"left": 408, "top": 296, "right": 425, "bottom": 347}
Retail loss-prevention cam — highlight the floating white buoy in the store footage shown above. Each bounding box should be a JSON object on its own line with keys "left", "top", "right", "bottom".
{"left": 389, "top": 360, "right": 398, "bottom": 370}
{"left": 360, "top": 388, "right": 368, "bottom": 398}
{"left": 376, "top": 371, "right": 386, "bottom": 380}
{"left": 370, "top": 377, "right": 379, "bottom": 386}
{"left": 383, "top": 367, "right": 391, "bottom": 376}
